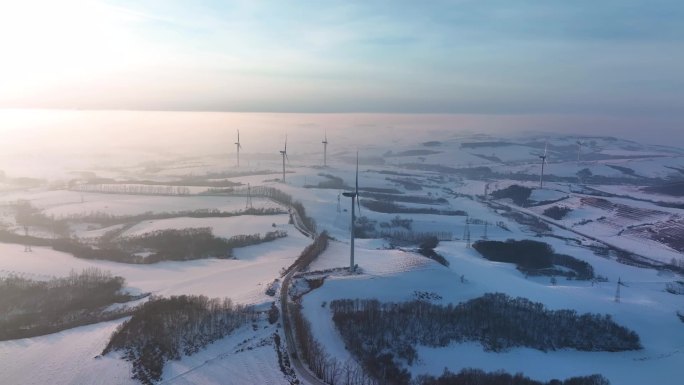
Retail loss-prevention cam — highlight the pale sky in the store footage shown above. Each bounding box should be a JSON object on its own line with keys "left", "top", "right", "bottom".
{"left": 0, "top": 0, "right": 682, "bottom": 122}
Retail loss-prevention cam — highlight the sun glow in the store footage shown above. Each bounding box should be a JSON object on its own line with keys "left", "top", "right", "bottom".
{"left": 0, "top": 1, "right": 154, "bottom": 106}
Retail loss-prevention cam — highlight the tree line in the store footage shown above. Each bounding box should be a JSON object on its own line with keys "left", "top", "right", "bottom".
{"left": 290, "top": 302, "right": 378, "bottom": 385}
{"left": 14, "top": 199, "right": 283, "bottom": 232}
{"left": 53, "top": 228, "right": 287, "bottom": 264}
{"left": 281, "top": 231, "right": 329, "bottom": 277}
{"left": 221, "top": 185, "right": 317, "bottom": 235}
{"left": 415, "top": 368, "right": 610, "bottom": 385}
{"left": 57, "top": 207, "right": 285, "bottom": 227}
{"left": 473, "top": 239, "right": 595, "bottom": 280}
{"left": 0, "top": 268, "right": 136, "bottom": 340}
{"left": 329, "top": 294, "right": 639, "bottom": 384}
{"left": 360, "top": 199, "right": 467, "bottom": 216}
{"left": 103, "top": 295, "right": 253, "bottom": 385}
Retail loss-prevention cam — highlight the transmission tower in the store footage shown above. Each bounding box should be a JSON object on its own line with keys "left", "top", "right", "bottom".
{"left": 482, "top": 221, "right": 488, "bottom": 240}
{"left": 246, "top": 183, "right": 253, "bottom": 209}
{"left": 336, "top": 193, "right": 341, "bottom": 213}
{"left": 615, "top": 277, "right": 622, "bottom": 303}
{"left": 463, "top": 218, "right": 471, "bottom": 248}
{"left": 24, "top": 226, "right": 32, "bottom": 252}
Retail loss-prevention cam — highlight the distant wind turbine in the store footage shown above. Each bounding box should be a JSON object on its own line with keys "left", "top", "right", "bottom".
{"left": 342, "top": 152, "right": 361, "bottom": 272}
{"left": 539, "top": 141, "right": 548, "bottom": 188}
{"left": 235, "top": 130, "right": 242, "bottom": 167}
{"left": 322, "top": 130, "right": 328, "bottom": 167}
{"left": 279, "top": 135, "right": 288, "bottom": 183}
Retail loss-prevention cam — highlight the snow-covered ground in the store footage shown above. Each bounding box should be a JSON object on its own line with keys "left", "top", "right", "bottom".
{"left": 1, "top": 131, "right": 683, "bottom": 385}
{"left": 31, "top": 193, "right": 279, "bottom": 218}
{"left": 301, "top": 234, "right": 683, "bottom": 385}
{"left": 121, "top": 215, "right": 289, "bottom": 239}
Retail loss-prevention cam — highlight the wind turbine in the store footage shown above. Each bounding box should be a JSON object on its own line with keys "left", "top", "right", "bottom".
{"left": 279, "top": 135, "right": 288, "bottom": 182}
{"left": 342, "top": 152, "right": 361, "bottom": 272}
{"left": 538, "top": 141, "right": 548, "bottom": 188}
{"left": 235, "top": 130, "right": 242, "bottom": 167}
{"left": 322, "top": 130, "right": 328, "bottom": 167}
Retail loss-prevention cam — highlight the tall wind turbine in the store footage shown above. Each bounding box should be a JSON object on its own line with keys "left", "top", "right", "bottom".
{"left": 322, "top": 130, "right": 328, "bottom": 167}
{"left": 539, "top": 141, "right": 548, "bottom": 188}
{"left": 235, "top": 130, "right": 242, "bottom": 167}
{"left": 342, "top": 153, "right": 361, "bottom": 272}
{"left": 279, "top": 135, "right": 288, "bottom": 182}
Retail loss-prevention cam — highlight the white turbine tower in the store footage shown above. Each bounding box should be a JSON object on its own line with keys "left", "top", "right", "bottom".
{"left": 342, "top": 153, "right": 361, "bottom": 272}
{"left": 279, "top": 135, "right": 288, "bottom": 183}
{"left": 539, "top": 141, "right": 548, "bottom": 188}
{"left": 235, "top": 130, "right": 242, "bottom": 167}
{"left": 322, "top": 130, "right": 328, "bottom": 167}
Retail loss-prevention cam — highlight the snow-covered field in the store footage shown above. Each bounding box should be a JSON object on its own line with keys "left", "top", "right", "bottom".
{"left": 34, "top": 193, "right": 279, "bottom": 218}
{"left": 1, "top": 132, "right": 682, "bottom": 385}
{"left": 301, "top": 235, "right": 683, "bottom": 385}
{"left": 122, "top": 215, "right": 289, "bottom": 238}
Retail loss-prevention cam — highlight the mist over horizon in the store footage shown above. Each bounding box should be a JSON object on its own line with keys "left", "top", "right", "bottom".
{"left": 1, "top": 108, "right": 681, "bottom": 180}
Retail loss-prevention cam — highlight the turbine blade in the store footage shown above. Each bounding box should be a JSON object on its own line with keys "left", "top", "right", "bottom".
{"left": 543, "top": 140, "right": 548, "bottom": 156}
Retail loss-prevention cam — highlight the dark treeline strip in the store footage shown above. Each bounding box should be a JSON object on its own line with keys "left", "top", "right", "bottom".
{"left": 70, "top": 207, "right": 285, "bottom": 227}
{"left": 282, "top": 231, "right": 329, "bottom": 277}
{"left": 416, "top": 369, "right": 609, "bottom": 385}
{"left": 473, "top": 239, "right": 595, "bottom": 280}
{"left": 74, "top": 184, "right": 193, "bottom": 195}
{"left": 103, "top": 295, "right": 253, "bottom": 385}
{"left": 16, "top": 200, "right": 284, "bottom": 229}
{"left": 0, "top": 268, "right": 137, "bottom": 341}
{"left": 330, "top": 294, "right": 639, "bottom": 384}
{"left": 361, "top": 192, "right": 448, "bottom": 205}
{"left": 53, "top": 228, "right": 287, "bottom": 264}
{"left": 361, "top": 200, "right": 467, "bottom": 216}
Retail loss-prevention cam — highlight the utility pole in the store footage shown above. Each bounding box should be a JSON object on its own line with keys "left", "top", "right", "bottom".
{"left": 464, "top": 217, "right": 471, "bottom": 248}
{"left": 246, "top": 183, "right": 253, "bottom": 209}
{"left": 24, "top": 226, "right": 32, "bottom": 252}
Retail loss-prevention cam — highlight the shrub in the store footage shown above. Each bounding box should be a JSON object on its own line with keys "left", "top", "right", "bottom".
{"left": 543, "top": 206, "right": 572, "bottom": 220}
{"left": 491, "top": 185, "right": 532, "bottom": 206}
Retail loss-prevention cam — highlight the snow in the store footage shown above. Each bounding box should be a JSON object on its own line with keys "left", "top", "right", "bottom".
{"left": 301, "top": 235, "right": 684, "bottom": 385}
{"left": 0, "top": 320, "right": 136, "bottom": 385}
{"left": 528, "top": 188, "right": 568, "bottom": 204}
{"left": 1, "top": 130, "right": 683, "bottom": 385}
{"left": 121, "top": 215, "right": 289, "bottom": 239}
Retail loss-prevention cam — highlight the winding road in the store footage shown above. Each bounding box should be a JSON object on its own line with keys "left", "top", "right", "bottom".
{"left": 280, "top": 258, "right": 327, "bottom": 385}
